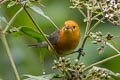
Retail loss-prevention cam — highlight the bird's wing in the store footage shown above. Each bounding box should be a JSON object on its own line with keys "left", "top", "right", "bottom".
{"left": 29, "top": 29, "right": 60, "bottom": 47}
{"left": 29, "top": 42, "right": 48, "bottom": 47}
{"left": 48, "top": 29, "right": 60, "bottom": 45}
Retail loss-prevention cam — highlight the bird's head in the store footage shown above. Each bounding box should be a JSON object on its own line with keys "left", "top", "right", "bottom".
{"left": 63, "top": 20, "right": 80, "bottom": 33}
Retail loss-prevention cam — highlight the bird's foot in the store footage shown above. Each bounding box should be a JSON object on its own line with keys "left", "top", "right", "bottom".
{"left": 72, "top": 48, "right": 85, "bottom": 56}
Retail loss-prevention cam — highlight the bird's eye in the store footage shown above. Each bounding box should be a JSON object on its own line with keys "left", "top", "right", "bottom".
{"left": 73, "top": 26, "right": 76, "bottom": 29}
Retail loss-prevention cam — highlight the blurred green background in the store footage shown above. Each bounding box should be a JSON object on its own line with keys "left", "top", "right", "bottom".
{"left": 0, "top": 0, "right": 120, "bottom": 80}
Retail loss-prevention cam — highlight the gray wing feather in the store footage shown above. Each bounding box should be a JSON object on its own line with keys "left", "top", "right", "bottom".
{"left": 29, "top": 42, "right": 48, "bottom": 47}
{"left": 48, "top": 30, "right": 60, "bottom": 45}
{"left": 29, "top": 30, "right": 60, "bottom": 47}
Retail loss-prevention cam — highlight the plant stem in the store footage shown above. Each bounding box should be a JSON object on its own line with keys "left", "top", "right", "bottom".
{"left": 83, "top": 54, "right": 120, "bottom": 72}
{"left": 83, "top": 41, "right": 120, "bottom": 72}
{"left": 77, "top": 7, "right": 91, "bottom": 60}
{"left": 3, "top": 7, "right": 23, "bottom": 34}
{"left": 88, "top": 17, "right": 105, "bottom": 33}
{"left": 78, "top": 8, "right": 86, "bottom": 18}
{"left": 0, "top": 0, "right": 7, "bottom": 5}
{"left": 23, "top": 6, "right": 57, "bottom": 56}
{"left": 77, "top": 17, "right": 104, "bottom": 59}
{"left": 0, "top": 8, "right": 21, "bottom": 80}
{"left": 106, "top": 42, "right": 120, "bottom": 54}
{"left": 0, "top": 34, "right": 21, "bottom": 80}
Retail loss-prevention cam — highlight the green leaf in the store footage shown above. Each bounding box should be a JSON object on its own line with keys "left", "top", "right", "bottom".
{"left": 23, "top": 74, "right": 56, "bottom": 80}
{"left": 28, "top": 4, "right": 58, "bottom": 29}
{"left": 106, "top": 42, "right": 120, "bottom": 54}
{"left": 7, "top": 1, "right": 16, "bottom": 8}
{"left": 20, "top": 27, "right": 48, "bottom": 62}
{"left": 8, "top": 27, "right": 23, "bottom": 37}
{"left": 84, "top": 18, "right": 88, "bottom": 22}
{"left": 39, "top": 47, "right": 47, "bottom": 63}
{"left": 109, "top": 40, "right": 120, "bottom": 51}
{"left": 0, "top": 16, "right": 8, "bottom": 24}
{"left": 12, "top": 31, "right": 24, "bottom": 37}
{"left": 21, "top": 27, "right": 45, "bottom": 41}
{"left": 9, "top": 27, "right": 22, "bottom": 32}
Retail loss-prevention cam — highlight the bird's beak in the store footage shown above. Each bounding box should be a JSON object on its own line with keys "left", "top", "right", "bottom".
{"left": 65, "top": 26, "right": 71, "bottom": 29}
{"left": 65, "top": 26, "right": 72, "bottom": 30}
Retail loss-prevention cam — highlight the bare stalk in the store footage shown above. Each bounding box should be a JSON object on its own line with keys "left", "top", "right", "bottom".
{"left": 77, "top": 15, "right": 105, "bottom": 60}
{"left": 22, "top": 6, "right": 57, "bottom": 56}
{"left": 83, "top": 54, "right": 120, "bottom": 72}
{"left": 0, "top": 8, "right": 22, "bottom": 80}
{"left": 0, "top": 34, "right": 20, "bottom": 80}
{"left": 88, "top": 17, "right": 105, "bottom": 33}
{"left": 78, "top": 8, "right": 86, "bottom": 18}
{"left": 83, "top": 41, "right": 120, "bottom": 72}
{"left": 77, "top": 6, "right": 91, "bottom": 60}
{"left": 3, "top": 7, "right": 23, "bottom": 34}
{"left": 0, "top": 0, "right": 7, "bottom": 5}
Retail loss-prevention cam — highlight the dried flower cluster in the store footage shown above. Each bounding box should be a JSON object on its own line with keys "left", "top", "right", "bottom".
{"left": 89, "top": 32, "right": 119, "bottom": 54}
{"left": 87, "top": 67, "right": 113, "bottom": 80}
{"left": 100, "top": 0, "right": 120, "bottom": 25}
{"left": 70, "top": 0, "right": 120, "bottom": 25}
{"left": 53, "top": 57, "right": 85, "bottom": 80}
{"left": 53, "top": 57, "right": 113, "bottom": 80}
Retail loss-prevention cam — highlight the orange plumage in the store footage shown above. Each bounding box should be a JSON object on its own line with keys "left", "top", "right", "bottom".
{"left": 54, "top": 20, "right": 80, "bottom": 56}
{"left": 31, "top": 20, "right": 80, "bottom": 57}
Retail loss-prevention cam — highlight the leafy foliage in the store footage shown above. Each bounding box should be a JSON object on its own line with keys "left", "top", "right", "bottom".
{"left": 52, "top": 57, "right": 119, "bottom": 80}
{"left": 23, "top": 74, "right": 57, "bottom": 80}
{"left": 28, "top": 4, "right": 58, "bottom": 29}
{"left": 21, "top": 27, "right": 45, "bottom": 41}
{"left": 7, "top": 1, "right": 17, "bottom": 8}
{"left": 0, "top": 16, "right": 8, "bottom": 24}
{"left": 89, "top": 32, "right": 120, "bottom": 54}
{"left": 1, "top": 0, "right": 120, "bottom": 80}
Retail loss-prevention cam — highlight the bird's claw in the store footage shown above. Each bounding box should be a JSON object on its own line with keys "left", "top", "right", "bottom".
{"left": 72, "top": 48, "right": 85, "bottom": 56}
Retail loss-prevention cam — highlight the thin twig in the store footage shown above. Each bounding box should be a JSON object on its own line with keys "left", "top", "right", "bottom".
{"left": 23, "top": 5, "right": 57, "bottom": 56}
{"left": 112, "top": 36, "right": 120, "bottom": 39}
{"left": 0, "top": 0, "right": 7, "bottom": 5}
{"left": 0, "top": 34, "right": 21, "bottom": 80}
{"left": 0, "top": 8, "right": 21, "bottom": 80}
{"left": 83, "top": 40, "right": 120, "bottom": 72}
{"left": 91, "top": 13, "right": 102, "bottom": 21}
{"left": 97, "top": 1, "right": 104, "bottom": 12}
{"left": 78, "top": 8, "right": 86, "bottom": 18}
{"left": 77, "top": 6, "right": 91, "bottom": 60}
{"left": 3, "top": 7, "right": 23, "bottom": 34}
{"left": 88, "top": 17, "right": 105, "bottom": 33}
{"left": 83, "top": 54, "right": 120, "bottom": 72}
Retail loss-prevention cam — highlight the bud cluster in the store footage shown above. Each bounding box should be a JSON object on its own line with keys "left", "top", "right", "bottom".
{"left": 53, "top": 57, "right": 113, "bottom": 80}
{"left": 89, "top": 32, "right": 103, "bottom": 44}
{"left": 89, "top": 32, "right": 116, "bottom": 54}
{"left": 53, "top": 57, "right": 86, "bottom": 80}
{"left": 70, "top": 0, "right": 120, "bottom": 25}
{"left": 87, "top": 67, "right": 113, "bottom": 80}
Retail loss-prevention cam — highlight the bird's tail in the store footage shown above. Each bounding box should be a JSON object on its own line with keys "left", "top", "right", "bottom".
{"left": 29, "top": 42, "right": 48, "bottom": 47}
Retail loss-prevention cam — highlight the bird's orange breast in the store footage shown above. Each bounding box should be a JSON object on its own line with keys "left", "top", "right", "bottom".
{"left": 54, "top": 27, "right": 80, "bottom": 56}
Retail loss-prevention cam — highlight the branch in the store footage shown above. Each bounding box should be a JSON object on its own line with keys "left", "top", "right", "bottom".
{"left": 0, "top": 0, "right": 7, "bottom": 5}
{"left": 78, "top": 8, "right": 86, "bottom": 18}
{"left": 77, "top": 7, "right": 91, "bottom": 60}
{"left": 83, "top": 54, "right": 120, "bottom": 72}
{"left": 83, "top": 41, "right": 120, "bottom": 72}
{"left": 22, "top": 5, "right": 58, "bottom": 57}
{"left": 88, "top": 17, "right": 105, "bottom": 33}
{"left": 106, "top": 42, "right": 120, "bottom": 54}
{"left": 0, "top": 10, "right": 21, "bottom": 80}
{"left": 0, "top": 33, "right": 20, "bottom": 80}
{"left": 3, "top": 7, "right": 23, "bottom": 34}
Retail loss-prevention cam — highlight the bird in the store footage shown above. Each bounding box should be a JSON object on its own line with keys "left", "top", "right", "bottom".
{"left": 30, "top": 20, "right": 80, "bottom": 57}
